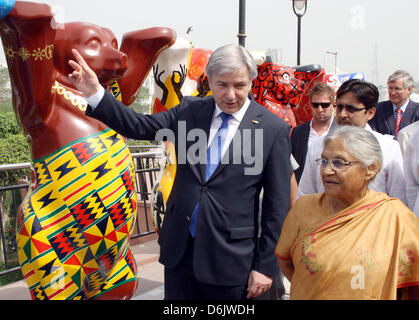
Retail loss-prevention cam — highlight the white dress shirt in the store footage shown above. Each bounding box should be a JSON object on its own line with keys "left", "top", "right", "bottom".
{"left": 392, "top": 99, "right": 409, "bottom": 118}
{"left": 209, "top": 100, "right": 250, "bottom": 157}
{"left": 403, "top": 125, "right": 419, "bottom": 217}
{"left": 308, "top": 116, "right": 335, "bottom": 147}
{"left": 397, "top": 121, "right": 419, "bottom": 155}
{"left": 297, "top": 124, "right": 407, "bottom": 205}
{"left": 86, "top": 86, "right": 105, "bottom": 109}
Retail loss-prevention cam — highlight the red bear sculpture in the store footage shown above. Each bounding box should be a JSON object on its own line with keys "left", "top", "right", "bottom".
{"left": 0, "top": 1, "right": 175, "bottom": 300}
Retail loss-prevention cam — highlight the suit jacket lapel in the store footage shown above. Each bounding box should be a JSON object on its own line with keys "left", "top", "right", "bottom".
{"left": 301, "top": 122, "right": 310, "bottom": 158}
{"left": 383, "top": 101, "right": 395, "bottom": 135}
{"left": 198, "top": 99, "right": 216, "bottom": 181}
{"left": 400, "top": 100, "right": 415, "bottom": 129}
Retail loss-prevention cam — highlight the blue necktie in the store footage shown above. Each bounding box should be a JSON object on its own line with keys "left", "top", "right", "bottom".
{"left": 189, "top": 112, "right": 232, "bottom": 237}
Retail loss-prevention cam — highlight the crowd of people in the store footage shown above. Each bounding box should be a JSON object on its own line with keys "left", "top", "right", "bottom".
{"left": 293, "top": 70, "right": 419, "bottom": 218}
{"left": 285, "top": 70, "right": 419, "bottom": 299}
{"left": 67, "top": 43, "right": 419, "bottom": 300}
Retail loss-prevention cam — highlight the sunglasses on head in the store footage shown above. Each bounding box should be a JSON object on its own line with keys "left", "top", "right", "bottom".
{"left": 311, "top": 102, "right": 332, "bottom": 108}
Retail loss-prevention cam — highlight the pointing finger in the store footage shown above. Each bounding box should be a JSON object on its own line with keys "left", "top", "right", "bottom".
{"left": 71, "top": 49, "right": 90, "bottom": 71}
{"left": 68, "top": 59, "right": 82, "bottom": 72}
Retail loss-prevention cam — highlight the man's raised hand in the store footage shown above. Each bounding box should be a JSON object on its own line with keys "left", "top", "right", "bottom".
{"left": 68, "top": 49, "right": 101, "bottom": 97}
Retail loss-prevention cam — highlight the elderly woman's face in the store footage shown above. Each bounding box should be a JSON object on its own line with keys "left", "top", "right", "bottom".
{"left": 320, "top": 138, "right": 370, "bottom": 206}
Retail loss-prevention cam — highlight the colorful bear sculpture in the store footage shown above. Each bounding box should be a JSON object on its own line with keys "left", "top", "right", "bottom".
{"left": 0, "top": 0, "right": 176, "bottom": 299}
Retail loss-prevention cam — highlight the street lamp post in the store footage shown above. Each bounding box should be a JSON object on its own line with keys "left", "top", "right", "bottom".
{"left": 238, "top": 0, "right": 246, "bottom": 47}
{"left": 292, "top": 0, "right": 308, "bottom": 66}
{"left": 326, "top": 51, "right": 338, "bottom": 74}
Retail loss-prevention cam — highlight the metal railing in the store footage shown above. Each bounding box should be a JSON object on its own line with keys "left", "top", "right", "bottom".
{"left": 130, "top": 148, "right": 163, "bottom": 239}
{"left": 0, "top": 182, "right": 29, "bottom": 278}
{"left": 0, "top": 145, "right": 163, "bottom": 278}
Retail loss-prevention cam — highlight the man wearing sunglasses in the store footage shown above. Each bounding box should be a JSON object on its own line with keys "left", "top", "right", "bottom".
{"left": 291, "top": 82, "right": 336, "bottom": 183}
{"left": 298, "top": 79, "right": 406, "bottom": 205}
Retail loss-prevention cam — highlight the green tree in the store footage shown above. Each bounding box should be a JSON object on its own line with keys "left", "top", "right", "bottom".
{"left": 0, "top": 112, "right": 31, "bottom": 176}
{"left": 130, "top": 86, "right": 152, "bottom": 115}
{"left": 0, "top": 67, "right": 11, "bottom": 102}
{"left": 126, "top": 86, "right": 155, "bottom": 147}
{"left": 0, "top": 67, "right": 12, "bottom": 113}
{"left": 0, "top": 133, "right": 31, "bottom": 183}
{"left": 0, "top": 112, "right": 21, "bottom": 138}
{"left": 0, "top": 112, "right": 29, "bottom": 284}
{"left": 0, "top": 102, "right": 13, "bottom": 113}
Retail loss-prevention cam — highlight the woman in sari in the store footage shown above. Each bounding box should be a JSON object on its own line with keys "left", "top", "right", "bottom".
{"left": 276, "top": 125, "right": 419, "bottom": 299}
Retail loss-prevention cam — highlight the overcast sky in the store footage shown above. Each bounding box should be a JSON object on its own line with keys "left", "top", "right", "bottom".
{"left": 0, "top": 0, "right": 418, "bottom": 86}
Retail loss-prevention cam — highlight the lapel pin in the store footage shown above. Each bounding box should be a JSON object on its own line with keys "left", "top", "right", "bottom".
{"left": 252, "top": 120, "right": 259, "bottom": 124}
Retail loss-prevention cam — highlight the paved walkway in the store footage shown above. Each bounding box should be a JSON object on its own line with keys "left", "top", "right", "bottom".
{"left": 0, "top": 239, "right": 289, "bottom": 300}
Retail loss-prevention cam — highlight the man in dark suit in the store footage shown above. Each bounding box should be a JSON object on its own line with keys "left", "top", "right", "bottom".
{"left": 369, "top": 70, "right": 419, "bottom": 136}
{"left": 67, "top": 44, "right": 291, "bottom": 300}
{"left": 291, "top": 82, "right": 336, "bottom": 183}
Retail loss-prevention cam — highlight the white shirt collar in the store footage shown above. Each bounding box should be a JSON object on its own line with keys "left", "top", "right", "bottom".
{"left": 392, "top": 99, "right": 409, "bottom": 113}
{"left": 213, "top": 97, "right": 250, "bottom": 122}
{"left": 309, "top": 115, "right": 335, "bottom": 130}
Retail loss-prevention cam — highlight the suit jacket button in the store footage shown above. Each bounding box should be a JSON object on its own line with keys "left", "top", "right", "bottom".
{"left": 186, "top": 216, "right": 190, "bottom": 222}
{"left": 202, "top": 187, "right": 208, "bottom": 193}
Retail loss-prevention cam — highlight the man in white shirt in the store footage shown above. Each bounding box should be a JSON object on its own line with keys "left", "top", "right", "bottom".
{"left": 291, "top": 82, "right": 336, "bottom": 182}
{"left": 298, "top": 79, "right": 406, "bottom": 204}
{"left": 397, "top": 120, "right": 419, "bottom": 155}
{"left": 404, "top": 125, "right": 419, "bottom": 217}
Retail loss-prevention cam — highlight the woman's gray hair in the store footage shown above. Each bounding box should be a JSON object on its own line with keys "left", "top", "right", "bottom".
{"left": 324, "top": 126, "right": 383, "bottom": 171}
{"left": 388, "top": 70, "right": 414, "bottom": 89}
{"left": 206, "top": 44, "right": 258, "bottom": 80}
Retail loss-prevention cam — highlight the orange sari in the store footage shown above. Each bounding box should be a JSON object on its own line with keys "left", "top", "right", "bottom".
{"left": 275, "top": 190, "right": 419, "bottom": 299}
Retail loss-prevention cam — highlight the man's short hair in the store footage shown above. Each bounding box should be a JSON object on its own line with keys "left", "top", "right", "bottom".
{"left": 206, "top": 44, "right": 258, "bottom": 80}
{"left": 388, "top": 70, "right": 414, "bottom": 89}
{"left": 309, "top": 82, "right": 336, "bottom": 102}
{"left": 336, "top": 79, "right": 379, "bottom": 110}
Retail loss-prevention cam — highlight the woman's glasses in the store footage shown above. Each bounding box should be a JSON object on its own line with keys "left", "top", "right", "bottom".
{"left": 315, "top": 158, "right": 361, "bottom": 171}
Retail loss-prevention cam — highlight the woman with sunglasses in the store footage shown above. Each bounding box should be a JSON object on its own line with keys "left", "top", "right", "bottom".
{"left": 276, "top": 125, "right": 419, "bottom": 299}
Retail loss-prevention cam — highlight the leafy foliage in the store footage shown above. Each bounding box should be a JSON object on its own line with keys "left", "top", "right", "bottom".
{"left": 0, "top": 67, "right": 11, "bottom": 102}
{"left": 0, "top": 110, "right": 27, "bottom": 286}
{"left": 0, "top": 112, "right": 31, "bottom": 185}
{"left": 127, "top": 86, "right": 155, "bottom": 146}
{"left": 0, "top": 102, "right": 13, "bottom": 113}
{"left": 0, "top": 263, "right": 23, "bottom": 286}
{"left": 130, "top": 86, "right": 151, "bottom": 115}
{"left": 0, "top": 112, "right": 21, "bottom": 138}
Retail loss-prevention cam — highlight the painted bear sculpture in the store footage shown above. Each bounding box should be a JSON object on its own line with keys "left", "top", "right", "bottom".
{"left": 0, "top": 1, "right": 176, "bottom": 300}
